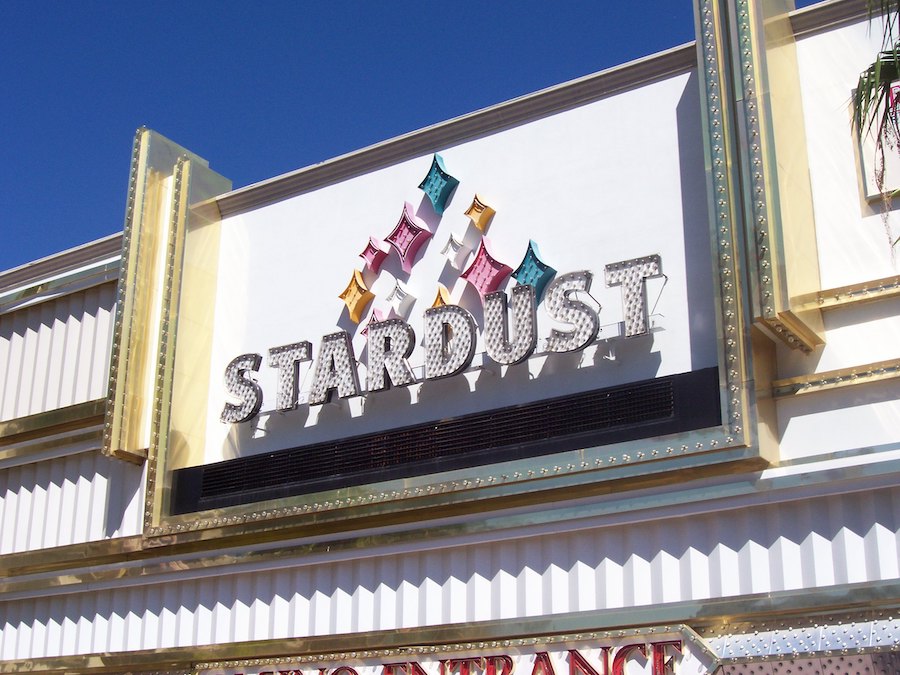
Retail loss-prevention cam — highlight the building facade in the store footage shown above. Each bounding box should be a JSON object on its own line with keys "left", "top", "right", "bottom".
{"left": 1, "top": 2, "right": 899, "bottom": 674}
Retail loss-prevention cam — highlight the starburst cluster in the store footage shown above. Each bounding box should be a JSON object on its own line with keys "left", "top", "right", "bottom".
{"left": 338, "top": 153, "right": 557, "bottom": 341}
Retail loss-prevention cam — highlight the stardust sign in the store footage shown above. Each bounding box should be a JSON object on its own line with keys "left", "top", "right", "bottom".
{"left": 201, "top": 630, "right": 719, "bottom": 675}
{"left": 221, "top": 257, "right": 662, "bottom": 424}
{"left": 163, "top": 66, "right": 723, "bottom": 515}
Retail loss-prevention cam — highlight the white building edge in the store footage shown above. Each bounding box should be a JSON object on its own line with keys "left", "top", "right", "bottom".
{"left": 1, "top": 2, "right": 899, "bottom": 674}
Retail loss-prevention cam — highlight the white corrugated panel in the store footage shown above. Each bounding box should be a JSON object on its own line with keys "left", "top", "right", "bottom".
{"left": 1, "top": 486, "right": 897, "bottom": 659}
{"left": 0, "top": 449, "right": 145, "bottom": 555}
{"left": 0, "top": 282, "right": 115, "bottom": 422}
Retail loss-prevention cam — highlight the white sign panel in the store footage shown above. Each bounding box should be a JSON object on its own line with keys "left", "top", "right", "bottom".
{"left": 201, "top": 69, "right": 715, "bottom": 467}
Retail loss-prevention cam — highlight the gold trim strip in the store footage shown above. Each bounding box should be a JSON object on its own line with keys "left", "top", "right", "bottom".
{"left": 0, "top": 535, "right": 144, "bottom": 577}
{"left": 1, "top": 580, "right": 897, "bottom": 674}
{"left": 0, "top": 399, "right": 105, "bottom": 446}
{"left": 772, "top": 358, "right": 900, "bottom": 397}
{"left": 796, "top": 274, "right": 900, "bottom": 311}
{"left": 0, "top": 428, "right": 102, "bottom": 466}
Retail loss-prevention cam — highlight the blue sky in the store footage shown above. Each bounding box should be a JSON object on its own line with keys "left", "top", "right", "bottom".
{"left": 1, "top": 1, "right": 820, "bottom": 273}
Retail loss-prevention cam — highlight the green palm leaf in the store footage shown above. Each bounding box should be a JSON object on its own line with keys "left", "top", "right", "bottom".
{"left": 854, "top": 1, "right": 900, "bottom": 142}
{"left": 855, "top": 1, "right": 900, "bottom": 247}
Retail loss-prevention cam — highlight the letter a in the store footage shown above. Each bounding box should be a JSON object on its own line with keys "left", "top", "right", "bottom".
{"left": 530, "top": 652, "right": 556, "bottom": 675}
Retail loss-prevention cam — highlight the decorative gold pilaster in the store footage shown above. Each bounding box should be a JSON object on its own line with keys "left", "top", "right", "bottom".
{"left": 145, "top": 156, "right": 231, "bottom": 528}
{"left": 725, "top": 0, "right": 825, "bottom": 352}
{"left": 103, "top": 129, "right": 230, "bottom": 472}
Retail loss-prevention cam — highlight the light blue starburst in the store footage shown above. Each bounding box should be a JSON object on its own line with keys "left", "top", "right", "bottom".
{"left": 418, "top": 154, "right": 459, "bottom": 216}
{"left": 512, "top": 240, "right": 557, "bottom": 302}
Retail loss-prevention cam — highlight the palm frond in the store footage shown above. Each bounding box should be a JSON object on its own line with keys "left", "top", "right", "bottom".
{"left": 867, "top": 1, "right": 900, "bottom": 44}
{"left": 855, "top": 3, "right": 900, "bottom": 158}
{"left": 857, "top": 2, "right": 900, "bottom": 253}
{"left": 853, "top": 0, "right": 900, "bottom": 129}
{"left": 853, "top": 47, "right": 900, "bottom": 138}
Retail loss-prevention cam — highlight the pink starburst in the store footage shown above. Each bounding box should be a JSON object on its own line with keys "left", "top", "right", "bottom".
{"left": 460, "top": 237, "right": 512, "bottom": 302}
{"left": 359, "top": 236, "right": 389, "bottom": 273}
{"left": 385, "top": 202, "right": 432, "bottom": 274}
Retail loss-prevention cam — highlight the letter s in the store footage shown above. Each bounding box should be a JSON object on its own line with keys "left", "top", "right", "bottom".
{"left": 220, "top": 353, "right": 263, "bottom": 423}
{"left": 544, "top": 271, "right": 599, "bottom": 353}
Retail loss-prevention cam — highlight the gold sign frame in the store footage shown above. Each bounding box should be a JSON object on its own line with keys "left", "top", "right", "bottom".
{"left": 103, "top": 1, "right": 824, "bottom": 547}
